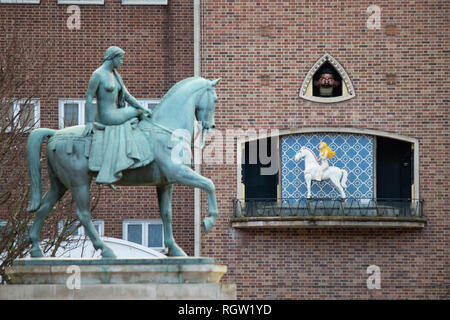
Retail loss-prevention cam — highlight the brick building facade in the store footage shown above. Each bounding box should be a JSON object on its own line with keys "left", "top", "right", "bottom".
{"left": 0, "top": 0, "right": 448, "bottom": 299}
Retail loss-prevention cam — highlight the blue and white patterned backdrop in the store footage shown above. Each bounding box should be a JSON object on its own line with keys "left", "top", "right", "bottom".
{"left": 281, "top": 133, "right": 374, "bottom": 199}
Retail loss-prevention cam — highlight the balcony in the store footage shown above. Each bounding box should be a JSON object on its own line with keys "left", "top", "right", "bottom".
{"left": 231, "top": 198, "right": 426, "bottom": 229}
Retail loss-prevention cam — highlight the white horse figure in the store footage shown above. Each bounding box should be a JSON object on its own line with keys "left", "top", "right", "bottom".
{"left": 294, "top": 146, "right": 348, "bottom": 199}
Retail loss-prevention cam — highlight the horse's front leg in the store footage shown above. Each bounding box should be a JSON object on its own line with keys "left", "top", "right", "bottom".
{"left": 173, "top": 165, "right": 218, "bottom": 233}
{"left": 305, "top": 173, "right": 312, "bottom": 199}
{"left": 157, "top": 184, "right": 187, "bottom": 257}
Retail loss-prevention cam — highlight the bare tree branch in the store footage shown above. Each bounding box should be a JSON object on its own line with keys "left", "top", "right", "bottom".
{"left": 0, "top": 26, "right": 101, "bottom": 284}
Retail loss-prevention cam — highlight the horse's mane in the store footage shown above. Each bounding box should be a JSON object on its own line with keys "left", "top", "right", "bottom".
{"left": 153, "top": 76, "right": 205, "bottom": 112}
{"left": 302, "top": 147, "right": 319, "bottom": 162}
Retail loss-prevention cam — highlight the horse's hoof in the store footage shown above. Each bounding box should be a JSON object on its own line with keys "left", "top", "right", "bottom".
{"left": 168, "top": 245, "right": 187, "bottom": 257}
{"left": 30, "top": 247, "right": 44, "bottom": 258}
{"left": 202, "top": 216, "right": 216, "bottom": 234}
{"left": 101, "top": 247, "right": 117, "bottom": 259}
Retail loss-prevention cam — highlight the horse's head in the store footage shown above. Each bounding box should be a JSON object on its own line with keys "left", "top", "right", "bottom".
{"left": 294, "top": 147, "right": 307, "bottom": 161}
{"left": 195, "top": 78, "right": 220, "bottom": 131}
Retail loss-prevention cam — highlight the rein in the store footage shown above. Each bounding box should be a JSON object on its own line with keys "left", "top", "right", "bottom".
{"left": 150, "top": 120, "right": 207, "bottom": 149}
{"left": 146, "top": 80, "right": 214, "bottom": 149}
{"left": 303, "top": 147, "right": 319, "bottom": 162}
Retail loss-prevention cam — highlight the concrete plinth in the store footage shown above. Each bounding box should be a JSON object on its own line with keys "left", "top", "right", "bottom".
{"left": 0, "top": 257, "right": 236, "bottom": 300}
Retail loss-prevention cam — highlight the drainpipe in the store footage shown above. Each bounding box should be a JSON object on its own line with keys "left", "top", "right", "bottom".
{"left": 193, "top": 0, "right": 202, "bottom": 257}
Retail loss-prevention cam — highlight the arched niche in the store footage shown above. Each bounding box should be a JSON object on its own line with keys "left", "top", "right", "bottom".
{"left": 299, "top": 53, "right": 355, "bottom": 103}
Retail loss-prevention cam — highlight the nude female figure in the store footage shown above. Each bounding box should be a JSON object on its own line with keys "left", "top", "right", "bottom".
{"left": 83, "top": 46, "right": 150, "bottom": 136}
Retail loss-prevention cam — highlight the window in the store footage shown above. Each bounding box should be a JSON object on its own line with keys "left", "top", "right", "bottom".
{"left": 376, "top": 137, "right": 414, "bottom": 200}
{"left": 0, "top": 1, "right": 40, "bottom": 4}
{"left": 122, "top": 0, "right": 168, "bottom": 5}
{"left": 139, "top": 99, "right": 160, "bottom": 111}
{"left": 59, "top": 98, "right": 156, "bottom": 129}
{"left": 58, "top": 220, "right": 104, "bottom": 237}
{"left": 299, "top": 53, "right": 355, "bottom": 104}
{"left": 0, "top": 221, "right": 6, "bottom": 238}
{"left": 127, "top": 99, "right": 160, "bottom": 111}
{"left": 0, "top": 221, "right": 32, "bottom": 247}
{"left": 241, "top": 138, "right": 279, "bottom": 202}
{"left": 123, "top": 220, "right": 165, "bottom": 251}
{"left": 57, "top": 0, "right": 104, "bottom": 4}
{"left": 6, "top": 99, "right": 40, "bottom": 130}
{"left": 58, "top": 99, "right": 89, "bottom": 128}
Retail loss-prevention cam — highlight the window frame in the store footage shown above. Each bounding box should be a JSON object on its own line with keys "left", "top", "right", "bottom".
{"left": 236, "top": 128, "right": 420, "bottom": 202}
{"left": 58, "top": 98, "right": 157, "bottom": 129}
{"left": 0, "top": 0, "right": 40, "bottom": 4}
{"left": 58, "top": 220, "right": 104, "bottom": 237}
{"left": 122, "top": 219, "right": 166, "bottom": 252}
{"left": 138, "top": 98, "right": 160, "bottom": 111}
{"left": 122, "top": 0, "right": 167, "bottom": 5}
{"left": 58, "top": 99, "right": 87, "bottom": 129}
{"left": 57, "top": 0, "right": 104, "bottom": 5}
{"left": 7, "top": 99, "right": 41, "bottom": 130}
{"left": 126, "top": 98, "right": 160, "bottom": 111}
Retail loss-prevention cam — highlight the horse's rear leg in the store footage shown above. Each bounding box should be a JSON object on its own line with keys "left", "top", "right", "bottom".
{"left": 330, "top": 176, "right": 346, "bottom": 199}
{"left": 157, "top": 184, "right": 187, "bottom": 257}
{"left": 29, "top": 180, "right": 67, "bottom": 257}
{"left": 72, "top": 185, "right": 116, "bottom": 258}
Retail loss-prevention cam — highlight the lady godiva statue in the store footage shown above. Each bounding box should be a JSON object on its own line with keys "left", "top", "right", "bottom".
{"left": 318, "top": 142, "right": 336, "bottom": 181}
{"left": 83, "top": 46, "right": 151, "bottom": 136}
{"left": 81, "top": 46, "right": 153, "bottom": 184}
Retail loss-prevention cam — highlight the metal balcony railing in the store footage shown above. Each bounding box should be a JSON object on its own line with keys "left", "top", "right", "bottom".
{"left": 233, "top": 198, "right": 424, "bottom": 218}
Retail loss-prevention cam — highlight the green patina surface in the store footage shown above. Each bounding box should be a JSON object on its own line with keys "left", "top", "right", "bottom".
{"left": 13, "top": 257, "right": 216, "bottom": 266}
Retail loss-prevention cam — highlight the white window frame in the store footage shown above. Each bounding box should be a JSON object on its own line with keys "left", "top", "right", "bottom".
{"left": 122, "top": 0, "right": 167, "bottom": 5}
{"left": 0, "top": 221, "right": 7, "bottom": 262}
{"left": 0, "top": 1, "right": 40, "bottom": 4}
{"left": 57, "top": 0, "right": 104, "bottom": 5}
{"left": 58, "top": 99, "right": 88, "bottom": 129}
{"left": 58, "top": 220, "right": 104, "bottom": 237}
{"left": 126, "top": 98, "right": 160, "bottom": 111}
{"left": 7, "top": 99, "right": 40, "bottom": 130}
{"left": 122, "top": 219, "right": 166, "bottom": 252}
{"left": 138, "top": 98, "right": 160, "bottom": 111}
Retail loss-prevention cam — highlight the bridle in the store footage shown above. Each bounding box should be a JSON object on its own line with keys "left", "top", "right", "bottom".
{"left": 301, "top": 147, "right": 319, "bottom": 162}
{"left": 150, "top": 87, "right": 215, "bottom": 149}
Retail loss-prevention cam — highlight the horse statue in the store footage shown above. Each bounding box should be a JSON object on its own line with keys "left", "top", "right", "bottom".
{"left": 294, "top": 146, "right": 348, "bottom": 199}
{"left": 26, "top": 76, "right": 221, "bottom": 258}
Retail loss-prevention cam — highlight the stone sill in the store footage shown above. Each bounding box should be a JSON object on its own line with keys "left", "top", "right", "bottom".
{"left": 230, "top": 216, "right": 427, "bottom": 229}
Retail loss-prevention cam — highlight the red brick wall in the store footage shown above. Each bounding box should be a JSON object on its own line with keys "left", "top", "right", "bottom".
{"left": 199, "top": 0, "right": 449, "bottom": 299}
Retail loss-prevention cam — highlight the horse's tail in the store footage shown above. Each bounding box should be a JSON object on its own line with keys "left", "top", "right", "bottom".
{"left": 341, "top": 169, "right": 348, "bottom": 189}
{"left": 26, "top": 128, "right": 56, "bottom": 212}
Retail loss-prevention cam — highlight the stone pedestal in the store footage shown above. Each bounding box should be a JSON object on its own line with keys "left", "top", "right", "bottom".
{"left": 0, "top": 257, "right": 236, "bottom": 300}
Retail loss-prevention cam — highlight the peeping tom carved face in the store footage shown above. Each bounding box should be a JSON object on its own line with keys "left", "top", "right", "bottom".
{"left": 314, "top": 73, "right": 339, "bottom": 88}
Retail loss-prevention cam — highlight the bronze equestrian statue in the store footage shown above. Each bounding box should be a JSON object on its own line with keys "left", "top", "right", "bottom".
{"left": 26, "top": 46, "right": 221, "bottom": 258}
